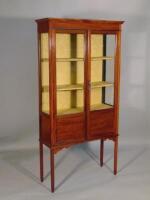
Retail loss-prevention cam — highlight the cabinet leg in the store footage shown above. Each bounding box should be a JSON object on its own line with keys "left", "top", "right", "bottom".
{"left": 114, "top": 138, "right": 118, "bottom": 175}
{"left": 50, "top": 150, "right": 55, "bottom": 193}
{"left": 39, "top": 142, "right": 44, "bottom": 182}
{"left": 100, "top": 140, "right": 104, "bottom": 167}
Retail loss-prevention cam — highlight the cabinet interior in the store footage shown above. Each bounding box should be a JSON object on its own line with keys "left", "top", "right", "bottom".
{"left": 40, "top": 32, "right": 115, "bottom": 115}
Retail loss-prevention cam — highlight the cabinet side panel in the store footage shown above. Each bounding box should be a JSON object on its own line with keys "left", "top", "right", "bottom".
{"left": 40, "top": 33, "right": 50, "bottom": 114}
{"left": 114, "top": 31, "right": 121, "bottom": 134}
{"left": 41, "top": 114, "right": 51, "bottom": 146}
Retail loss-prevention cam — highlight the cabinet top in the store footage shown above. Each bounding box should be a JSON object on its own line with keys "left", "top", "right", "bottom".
{"left": 35, "top": 18, "right": 124, "bottom": 32}
{"left": 35, "top": 18, "right": 124, "bottom": 24}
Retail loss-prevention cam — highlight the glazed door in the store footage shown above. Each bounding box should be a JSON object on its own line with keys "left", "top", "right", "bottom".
{"left": 54, "top": 30, "right": 86, "bottom": 144}
{"left": 88, "top": 32, "right": 117, "bottom": 139}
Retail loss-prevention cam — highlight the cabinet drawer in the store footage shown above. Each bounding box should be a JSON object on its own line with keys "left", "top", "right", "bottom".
{"left": 89, "top": 108, "right": 114, "bottom": 137}
{"left": 56, "top": 114, "right": 85, "bottom": 143}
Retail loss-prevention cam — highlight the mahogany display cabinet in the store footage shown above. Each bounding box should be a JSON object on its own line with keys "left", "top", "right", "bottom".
{"left": 36, "top": 18, "right": 124, "bottom": 192}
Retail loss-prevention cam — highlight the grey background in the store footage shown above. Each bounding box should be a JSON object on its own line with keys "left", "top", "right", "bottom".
{"left": 0, "top": 0, "right": 150, "bottom": 199}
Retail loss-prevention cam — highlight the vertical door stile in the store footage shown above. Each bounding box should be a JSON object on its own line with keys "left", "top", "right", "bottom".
{"left": 38, "top": 33, "right": 42, "bottom": 139}
{"left": 86, "top": 30, "right": 91, "bottom": 138}
{"left": 102, "top": 34, "right": 106, "bottom": 103}
{"left": 114, "top": 31, "right": 121, "bottom": 135}
{"left": 48, "top": 30, "right": 52, "bottom": 146}
{"left": 49, "top": 29, "right": 56, "bottom": 145}
{"left": 84, "top": 31, "right": 87, "bottom": 139}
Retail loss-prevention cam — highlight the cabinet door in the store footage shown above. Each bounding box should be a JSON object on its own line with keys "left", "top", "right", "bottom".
{"left": 55, "top": 31, "right": 86, "bottom": 143}
{"left": 88, "top": 33, "right": 117, "bottom": 138}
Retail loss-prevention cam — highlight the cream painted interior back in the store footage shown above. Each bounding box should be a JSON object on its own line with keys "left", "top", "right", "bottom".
{"left": 56, "top": 33, "right": 84, "bottom": 112}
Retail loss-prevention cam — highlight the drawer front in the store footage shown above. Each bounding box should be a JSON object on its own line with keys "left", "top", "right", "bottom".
{"left": 56, "top": 114, "right": 85, "bottom": 143}
{"left": 89, "top": 108, "right": 114, "bottom": 137}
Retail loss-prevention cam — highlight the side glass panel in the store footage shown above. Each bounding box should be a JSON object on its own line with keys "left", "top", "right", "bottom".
{"left": 90, "top": 34, "right": 116, "bottom": 111}
{"left": 40, "top": 33, "right": 49, "bottom": 114}
{"left": 56, "top": 33, "right": 84, "bottom": 116}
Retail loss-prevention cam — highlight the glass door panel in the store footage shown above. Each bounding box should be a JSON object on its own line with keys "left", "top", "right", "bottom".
{"left": 90, "top": 34, "right": 116, "bottom": 111}
{"left": 40, "top": 33, "right": 49, "bottom": 114}
{"left": 56, "top": 33, "right": 85, "bottom": 116}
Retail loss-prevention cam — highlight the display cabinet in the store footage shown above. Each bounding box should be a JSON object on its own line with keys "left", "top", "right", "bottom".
{"left": 36, "top": 18, "right": 124, "bottom": 192}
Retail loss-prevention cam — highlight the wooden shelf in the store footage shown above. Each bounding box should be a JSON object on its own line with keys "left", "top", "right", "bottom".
{"left": 42, "top": 86, "right": 49, "bottom": 92}
{"left": 91, "top": 81, "right": 113, "bottom": 88}
{"left": 58, "top": 107, "right": 83, "bottom": 115}
{"left": 42, "top": 81, "right": 113, "bottom": 92}
{"left": 42, "top": 84, "right": 83, "bottom": 92}
{"left": 42, "top": 110, "right": 49, "bottom": 115}
{"left": 91, "top": 104, "right": 113, "bottom": 111}
{"left": 58, "top": 104, "right": 113, "bottom": 115}
{"left": 91, "top": 56, "right": 113, "bottom": 61}
{"left": 42, "top": 108, "right": 83, "bottom": 115}
{"left": 41, "top": 57, "right": 113, "bottom": 62}
{"left": 57, "top": 84, "right": 83, "bottom": 91}
{"left": 43, "top": 104, "right": 113, "bottom": 115}
{"left": 41, "top": 58, "right": 49, "bottom": 62}
{"left": 56, "top": 58, "right": 84, "bottom": 62}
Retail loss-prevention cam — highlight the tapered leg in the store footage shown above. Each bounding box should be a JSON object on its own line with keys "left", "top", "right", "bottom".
{"left": 100, "top": 140, "right": 104, "bottom": 167}
{"left": 39, "top": 142, "right": 44, "bottom": 182}
{"left": 50, "top": 150, "right": 55, "bottom": 193}
{"left": 114, "top": 137, "right": 118, "bottom": 175}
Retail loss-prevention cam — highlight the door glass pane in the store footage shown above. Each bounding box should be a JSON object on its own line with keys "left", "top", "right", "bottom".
{"left": 90, "top": 34, "right": 116, "bottom": 111}
{"left": 40, "top": 33, "right": 49, "bottom": 114}
{"left": 56, "top": 33, "right": 84, "bottom": 116}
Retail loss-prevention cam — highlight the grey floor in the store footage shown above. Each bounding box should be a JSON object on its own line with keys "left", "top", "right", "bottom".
{"left": 0, "top": 139, "right": 150, "bottom": 200}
